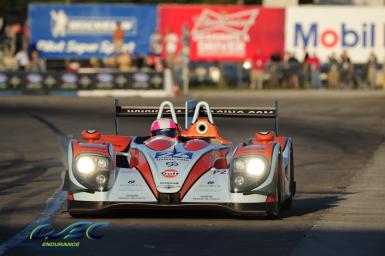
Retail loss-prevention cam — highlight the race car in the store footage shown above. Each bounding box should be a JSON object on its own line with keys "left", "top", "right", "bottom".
{"left": 63, "top": 99, "right": 295, "bottom": 217}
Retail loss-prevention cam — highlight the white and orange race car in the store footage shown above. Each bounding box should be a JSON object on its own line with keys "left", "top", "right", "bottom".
{"left": 63, "top": 100, "right": 295, "bottom": 217}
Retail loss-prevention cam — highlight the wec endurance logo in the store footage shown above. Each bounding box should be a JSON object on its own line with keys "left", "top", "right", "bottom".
{"left": 29, "top": 221, "right": 109, "bottom": 248}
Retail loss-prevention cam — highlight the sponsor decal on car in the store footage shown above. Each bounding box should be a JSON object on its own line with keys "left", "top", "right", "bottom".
{"left": 155, "top": 152, "right": 193, "bottom": 159}
{"left": 165, "top": 161, "right": 179, "bottom": 167}
{"left": 161, "top": 169, "right": 179, "bottom": 178}
{"left": 213, "top": 170, "right": 227, "bottom": 174}
{"left": 159, "top": 181, "right": 179, "bottom": 185}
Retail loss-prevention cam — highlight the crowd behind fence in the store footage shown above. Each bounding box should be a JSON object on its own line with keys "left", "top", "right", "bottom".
{"left": 246, "top": 50, "right": 384, "bottom": 90}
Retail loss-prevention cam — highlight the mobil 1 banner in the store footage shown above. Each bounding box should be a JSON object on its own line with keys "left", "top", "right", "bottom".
{"left": 129, "top": 71, "right": 163, "bottom": 90}
{"left": 285, "top": 7, "right": 384, "bottom": 62}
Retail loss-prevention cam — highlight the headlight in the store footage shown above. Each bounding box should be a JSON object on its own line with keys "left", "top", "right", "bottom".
{"left": 97, "top": 158, "right": 108, "bottom": 169}
{"left": 73, "top": 154, "right": 111, "bottom": 191}
{"left": 75, "top": 155, "right": 110, "bottom": 175}
{"left": 230, "top": 156, "right": 270, "bottom": 193}
{"left": 76, "top": 156, "right": 96, "bottom": 174}
{"left": 246, "top": 158, "right": 266, "bottom": 176}
{"left": 234, "top": 159, "right": 246, "bottom": 170}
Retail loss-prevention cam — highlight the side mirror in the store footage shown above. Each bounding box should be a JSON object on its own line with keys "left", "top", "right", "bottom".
{"left": 213, "top": 157, "right": 228, "bottom": 169}
{"left": 82, "top": 130, "right": 101, "bottom": 142}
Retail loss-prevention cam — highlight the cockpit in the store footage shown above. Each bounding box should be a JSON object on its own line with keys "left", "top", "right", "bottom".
{"left": 151, "top": 100, "right": 228, "bottom": 144}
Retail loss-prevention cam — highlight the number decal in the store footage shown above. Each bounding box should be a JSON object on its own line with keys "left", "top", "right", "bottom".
{"left": 155, "top": 152, "right": 193, "bottom": 159}
{"left": 166, "top": 162, "right": 179, "bottom": 167}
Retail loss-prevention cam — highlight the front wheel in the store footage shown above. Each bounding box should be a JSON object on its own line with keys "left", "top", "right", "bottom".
{"left": 269, "top": 153, "right": 282, "bottom": 218}
{"left": 269, "top": 186, "right": 281, "bottom": 218}
{"left": 282, "top": 146, "right": 295, "bottom": 211}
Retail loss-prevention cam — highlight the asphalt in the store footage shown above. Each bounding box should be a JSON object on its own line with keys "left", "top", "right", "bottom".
{"left": 0, "top": 90, "right": 384, "bottom": 256}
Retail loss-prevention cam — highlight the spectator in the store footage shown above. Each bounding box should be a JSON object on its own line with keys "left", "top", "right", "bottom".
{"left": 250, "top": 48, "right": 267, "bottom": 89}
{"left": 29, "top": 50, "right": 46, "bottom": 72}
{"left": 134, "top": 55, "right": 145, "bottom": 70}
{"left": 340, "top": 50, "right": 353, "bottom": 88}
{"left": 113, "top": 21, "right": 124, "bottom": 55}
{"left": 118, "top": 50, "right": 132, "bottom": 72}
{"left": 3, "top": 47, "right": 17, "bottom": 70}
{"left": 66, "top": 60, "right": 80, "bottom": 73}
{"left": 164, "top": 28, "right": 178, "bottom": 68}
{"left": 307, "top": 52, "right": 321, "bottom": 89}
{"left": 268, "top": 51, "right": 282, "bottom": 88}
{"left": 303, "top": 48, "right": 310, "bottom": 88}
{"left": 381, "top": 56, "right": 385, "bottom": 89}
{"left": 366, "top": 52, "right": 377, "bottom": 89}
{"left": 287, "top": 52, "right": 300, "bottom": 89}
{"left": 15, "top": 49, "right": 29, "bottom": 71}
{"left": 0, "top": 47, "right": 4, "bottom": 71}
{"left": 328, "top": 52, "right": 339, "bottom": 89}
{"left": 145, "top": 53, "right": 157, "bottom": 71}
{"left": 150, "top": 29, "right": 162, "bottom": 56}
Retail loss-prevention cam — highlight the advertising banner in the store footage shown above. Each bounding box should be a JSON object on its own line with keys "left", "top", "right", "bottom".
{"left": 286, "top": 7, "right": 385, "bottom": 62}
{"left": 0, "top": 71, "right": 164, "bottom": 92}
{"left": 159, "top": 5, "right": 284, "bottom": 61}
{"left": 28, "top": 4, "right": 157, "bottom": 59}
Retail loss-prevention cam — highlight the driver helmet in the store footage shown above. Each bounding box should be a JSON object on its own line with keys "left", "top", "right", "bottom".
{"left": 150, "top": 118, "right": 178, "bottom": 138}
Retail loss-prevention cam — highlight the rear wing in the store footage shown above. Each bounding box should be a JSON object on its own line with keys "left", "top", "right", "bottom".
{"left": 114, "top": 99, "right": 279, "bottom": 135}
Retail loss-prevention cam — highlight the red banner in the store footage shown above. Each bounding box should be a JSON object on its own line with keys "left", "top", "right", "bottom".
{"left": 159, "top": 5, "right": 284, "bottom": 62}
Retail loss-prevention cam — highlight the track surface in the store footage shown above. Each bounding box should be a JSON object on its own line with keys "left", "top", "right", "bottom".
{"left": 0, "top": 91, "right": 384, "bottom": 255}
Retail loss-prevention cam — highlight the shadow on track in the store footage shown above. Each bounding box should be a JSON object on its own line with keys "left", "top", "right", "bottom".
{"left": 63, "top": 193, "right": 347, "bottom": 220}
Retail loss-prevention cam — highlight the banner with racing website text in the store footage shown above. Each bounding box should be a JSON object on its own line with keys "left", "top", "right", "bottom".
{"left": 28, "top": 4, "right": 158, "bottom": 59}
{"left": 285, "top": 6, "right": 385, "bottom": 62}
{"left": 159, "top": 5, "right": 285, "bottom": 61}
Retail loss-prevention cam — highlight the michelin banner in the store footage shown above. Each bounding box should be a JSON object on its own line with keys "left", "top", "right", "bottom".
{"left": 159, "top": 5, "right": 284, "bottom": 61}
{"left": 286, "top": 7, "right": 384, "bottom": 62}
{"left": 28, "top": 4, "right": 157, "bottom": 59}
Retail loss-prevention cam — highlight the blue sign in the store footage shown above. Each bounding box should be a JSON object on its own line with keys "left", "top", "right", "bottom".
{"left": 155, "top": 152, "right": 193, "bottom": 159}
{"left": 28, "top": 4, "right": 158, "bottom": 59}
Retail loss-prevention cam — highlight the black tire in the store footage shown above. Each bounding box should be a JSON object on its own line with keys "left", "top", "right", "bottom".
{"left": 289, "top": 145, "right": 296, "bottom": 196}
{"left": 269, "top": 152, "right": 282, "bottom": 218}
{"left": 281, "top": 197, "right": 293, "bottom": 210}
{"left": 282, "top": 146, "right": 295, "bottom": 211}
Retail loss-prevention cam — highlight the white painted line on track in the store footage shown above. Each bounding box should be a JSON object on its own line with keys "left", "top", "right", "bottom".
{"left": 0, "top": 113, "right": 69, "bottom": 255}
{"left": 0, "top": 190, "right": 66, "bottom": 255}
